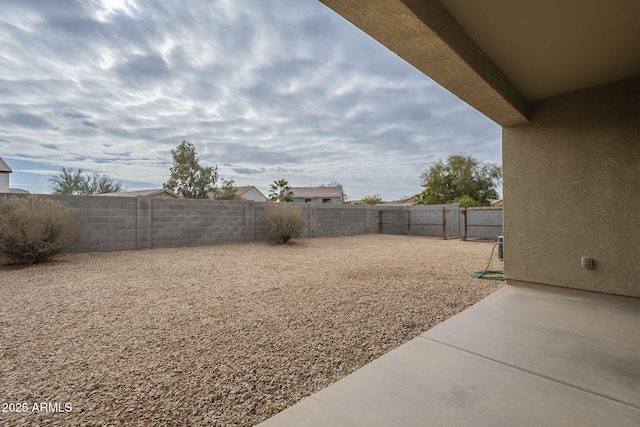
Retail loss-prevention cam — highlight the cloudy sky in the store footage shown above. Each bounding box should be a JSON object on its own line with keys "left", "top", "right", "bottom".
{"left": 0, "top": 0, "right": 501, "bottom": 201}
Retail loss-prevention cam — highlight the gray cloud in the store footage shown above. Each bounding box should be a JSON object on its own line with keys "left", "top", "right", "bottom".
{"left": 0, "top": 112, "right": 50, "bottom": 129}
{"left": 115, "top": 54, "right": 171, "bottom": 88}
{"left": 46, "top": 15, "right": 105, "bottom": 38}
{"left": 231, "top": 166, "right": 267, "bottom": 175}
{"left": 82, "top": 120, "right": 99, "bottom": 128}
{"left": 59, "top": 110, "right": 92, "bottom": 119}
{"left": 0, "top": 0, "right": 501, "bottom": 199}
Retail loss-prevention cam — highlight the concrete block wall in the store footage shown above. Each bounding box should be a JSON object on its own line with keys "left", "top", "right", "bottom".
{"left": 254, "top": 203, "right": 268, "bottom": 241}
{"left": 50, "top": 195, "right": 138, "bottom": 253}
{"left": 151, "top": 198, "right": 246, "bottom": 248}
{"left": 0, "top": 194, "right": 139, "bottom": 253}
{"left": 244, "top": 201, "right": 256, "bottom": 242}
{"left": 136, "top": 197, "right": 152, "bottom": 250}
{"left": 464, "top": 207, "right": 503, "bottom": 240}
{"left": 0, "top": 194, "right": 502, "bottom": 253}
{"left": 315, "top": 204, "right": 368, "bottom": 237}
{"left": 305, "top": 203, "right": 315, "bottom": 238}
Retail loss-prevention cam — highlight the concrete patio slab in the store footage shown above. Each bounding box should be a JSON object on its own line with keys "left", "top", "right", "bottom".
{"left": 425, "top": 284, "right": 640, "bottom": 408}
{"left": 258, "top": 285, "right": 640, "bottom": 426}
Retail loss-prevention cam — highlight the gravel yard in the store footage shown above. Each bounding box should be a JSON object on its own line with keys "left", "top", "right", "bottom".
{"left": 0, "top": 235, "right": 503, "bottom": 426}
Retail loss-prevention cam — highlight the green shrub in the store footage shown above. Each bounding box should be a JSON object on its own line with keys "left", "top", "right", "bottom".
{"left": 265, "top": 202, "right": 304, "bottom": 244}
{"left": 452, "top": 195, "right": 479, "bottom": 208}
{"left": 360, "top": 194, "right": 383, "bottom": 205}
{"left": 0, "top": 196, "right": 79, "bottom": 265}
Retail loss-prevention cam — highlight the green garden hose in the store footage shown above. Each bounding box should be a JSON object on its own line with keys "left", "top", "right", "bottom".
{"left": 473, "top": 240, "right": 505, "bottom": 281}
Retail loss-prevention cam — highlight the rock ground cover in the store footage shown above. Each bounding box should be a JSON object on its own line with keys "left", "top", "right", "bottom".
{"left": 0, "top": 235, "right": 503, "bottom": 426}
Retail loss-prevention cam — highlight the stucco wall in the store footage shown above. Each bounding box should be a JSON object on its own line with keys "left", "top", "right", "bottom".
{"left": 503, "top": 77, "right": 640, "bottom": 297}
{"left": 0, "top": 173, "right": 9, "bottom": 193}
{"left": 241, "top": 188, "right": 267, "bottom": 202}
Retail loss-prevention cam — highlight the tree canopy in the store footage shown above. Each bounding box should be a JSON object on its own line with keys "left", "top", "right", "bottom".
{"left": 213, "top": 179, "right": 242, "bottom": 200}
{"left": 163, "top": 141, "right": 218, "bottom": 199}
{"left": 415, "top": 154, "right": 501, "bottom": 206}
{"left": 359, "top": 194, "right": 383, "bottom": 205}
{"left": 269, "top": 179, "right": 293, "bottom": 202}
{"left": 48, "top": 168, "right": 125, "bottom": 195}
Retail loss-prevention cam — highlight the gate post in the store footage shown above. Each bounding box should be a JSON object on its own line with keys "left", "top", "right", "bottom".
{"left": 462, "top": 208, "right": 468, "bottom": 241}
{"left": 442, "top": 207, "right": 448, "bottom": 240}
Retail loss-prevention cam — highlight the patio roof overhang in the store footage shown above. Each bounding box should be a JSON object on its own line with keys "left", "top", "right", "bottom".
{"left": 320, "top": 0, "right": 640, "bottom": 127}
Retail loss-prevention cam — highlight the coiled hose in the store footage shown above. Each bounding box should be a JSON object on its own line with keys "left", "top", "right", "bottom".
{"left": 472, "top": 239, "right": 505, "bottom": 281}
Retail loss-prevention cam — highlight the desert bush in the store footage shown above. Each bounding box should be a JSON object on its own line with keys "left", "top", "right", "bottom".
{"left": 360, "top": 194, "right": 383, "bottom": 205}
{"left": 265, "top": 201, "right": 304, "bottom": 244}
{"left": 0, "top": 196, "right": 79, "bottom": 265}
{"left": 452, "top": 195, "right": 479, "bottom": 208}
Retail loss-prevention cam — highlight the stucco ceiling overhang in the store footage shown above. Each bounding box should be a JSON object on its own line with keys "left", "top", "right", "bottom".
{"left": 320, "top": 0, "right": 640, "bottom": 127}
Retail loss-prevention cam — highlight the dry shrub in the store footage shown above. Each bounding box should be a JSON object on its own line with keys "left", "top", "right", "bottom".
{"left": 265, "top": 201, "right": 304, "bottom": 244}
{"left": 0, "top": 196, "right": 79, "bottom": 265}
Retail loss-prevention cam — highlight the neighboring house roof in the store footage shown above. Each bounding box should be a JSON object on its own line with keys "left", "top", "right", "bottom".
{"left": 96, "top": 189, "right": 179, "bottom": 198}
{"left": 207, "top": 185, "right": 267, "bottom": 200}
{"left": 7, "top": 188, "right": 30, "bottom": 194}
{"left": 234, "top": 186, "right": 266, "bottom": 197}
{"left": 290, "top": 187, "right": 343, "bottom": 199}
{"left": 389, "top": 196, "right": 417, "bottom": 205}
{"left": 0, "top": 155, "right": 12, "bottom": 173}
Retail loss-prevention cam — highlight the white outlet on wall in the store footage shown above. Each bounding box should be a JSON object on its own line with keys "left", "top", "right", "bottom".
{"left": 581, "top": 257, "right": 594, "bottom": 269}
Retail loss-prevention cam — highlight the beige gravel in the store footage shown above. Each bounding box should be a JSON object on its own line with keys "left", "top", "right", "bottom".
{"left": 0, "top": 235, "right": 503, "bottom": 426}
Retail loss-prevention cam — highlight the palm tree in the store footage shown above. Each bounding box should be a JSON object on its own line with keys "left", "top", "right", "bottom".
{"left": 269, "top": 179, "right": 294, "bottom": 202}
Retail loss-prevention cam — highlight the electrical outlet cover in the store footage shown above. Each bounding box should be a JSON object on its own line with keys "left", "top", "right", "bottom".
{"left": 581, "top": 257, "right": 594, "bottom": 269}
